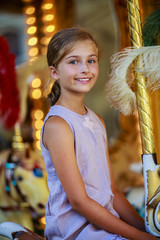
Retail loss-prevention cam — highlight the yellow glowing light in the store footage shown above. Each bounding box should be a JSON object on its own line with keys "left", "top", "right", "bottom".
{"left": 35, "top": 130, "right": 41, "bottom": 140}
{"left": 40, "top": 216, "right": 46, "bottom": 225}
{"left": 34, "top": 110, "right": 44, "bottom": 120}
{"left": 28, "top": 47, "right": 38, "bottom": 57}
{"left": 35, "top": 120, "right": 43, "bottom": 129}
{"left": 26, "top": 17, "right": 36, "bottom": 25}
{"left": 35, "top": 140, "right": 41, "bottom": 150}
{"left": 40, "top": 36, "right": 50, "bottom": 45}
{"left": 31, "top": 78, "right": 41, "bottom": 88}
{"left": 45, "top": 25, "right": 55, "bottom": 33}
{"left": 43, "top": 14, "right": 54, "bottom": 21}
{"left": 26, "top": 7, "right": 35, "bottom": 15}
{"left": 42, "top": 3, "right": 53, "bottom": 10}
{"left": 28, "top": 37, "right": 38, "bottom": 46}
{"left": 27, "top": 26, "right": 37, "bottom": 35}
{"left": 32, "top": 89, "right": 42, "bottom": 99}
{"left": 22, "top": 0, "right": 32, "bottom": 3}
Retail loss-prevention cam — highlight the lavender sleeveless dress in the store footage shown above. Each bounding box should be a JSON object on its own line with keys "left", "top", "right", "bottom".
{"left": 41, "top": 105, "right": 127, "bottom": 240}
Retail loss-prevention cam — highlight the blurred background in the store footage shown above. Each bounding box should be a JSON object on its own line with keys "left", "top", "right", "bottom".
{"left": 0, "top": 0, "right": 159, "bottom": 237}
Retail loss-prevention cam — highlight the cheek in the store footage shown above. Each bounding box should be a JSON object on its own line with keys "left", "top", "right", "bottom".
{"left": 92, "top": 65, "right": 99, "bottom": 76}
{"left": 63, "top": 66, "right": 77, "bottom": 76}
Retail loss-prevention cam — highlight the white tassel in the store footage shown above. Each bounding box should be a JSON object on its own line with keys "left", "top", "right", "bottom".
{"left": 105, "top": 46, "right": 160, "bottom": 115}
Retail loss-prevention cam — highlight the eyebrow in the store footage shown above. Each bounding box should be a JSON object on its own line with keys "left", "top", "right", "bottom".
{"left": 65, "top": 54, "right": 98, "bottom": 60}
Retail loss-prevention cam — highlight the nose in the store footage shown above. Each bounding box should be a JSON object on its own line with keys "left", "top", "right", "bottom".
{"left": 80, "top": 62, "right": 89, "bottom": 73}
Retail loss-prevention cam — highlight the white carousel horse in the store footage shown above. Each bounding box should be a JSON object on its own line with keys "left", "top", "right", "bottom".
{"left": 0, "top": 147, "right": 49, "bottom": 240}
{"left": 0, "top": 221, "right": 44, "bottom": 239}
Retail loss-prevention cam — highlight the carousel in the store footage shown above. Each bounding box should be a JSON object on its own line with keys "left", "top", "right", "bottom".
{"left": 0, "top": 0, "right": 160, "bottom": 239}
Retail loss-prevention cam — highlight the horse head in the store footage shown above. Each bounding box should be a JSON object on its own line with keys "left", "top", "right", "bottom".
{"left": 1, "top": 145, "right": 48, "bottom": 217}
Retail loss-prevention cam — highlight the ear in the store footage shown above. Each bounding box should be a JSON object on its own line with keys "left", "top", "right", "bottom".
{"left": 49, "top": 66, "right": 59, "bottom": 80}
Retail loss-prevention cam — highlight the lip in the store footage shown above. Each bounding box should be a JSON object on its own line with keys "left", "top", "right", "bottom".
{"left": 75, "top": 78, "right": 91, "bottom": 84}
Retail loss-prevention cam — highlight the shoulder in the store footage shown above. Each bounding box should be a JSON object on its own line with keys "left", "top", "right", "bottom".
{"left": 94, "top": 112, "right": 106, "bottom": 129}
{"left": 46, "top": 115, "right": 68, "bottom": 126}
{"left": 43, "top": 116, "right": 73, "bottom": 148}
{"left": 92, "top": 111, "right": 107, "bottom": 139}
{"left": 88, "top": 107, "right": 106, "bottom": 129}
{"left": 45, "top": 115, "right": 72, "bottom": 134}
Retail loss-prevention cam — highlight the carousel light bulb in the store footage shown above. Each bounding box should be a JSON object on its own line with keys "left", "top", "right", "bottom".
{"left": 35, "top": 140, "right": 41, "bottom": 150}
{"left": 28, "top": 47, "right": 38, "bottom": 57}
{"left": 35, "top": 120, "right": 43, "bottom": 129}
{"left": 40, "top": 36, "right": 51, "bottom": 45}
{"left": 26, "top": 6, "right": 35, "bottom": 15}
{"left": 26, "top": 17, "right": 36, "bottom": 25}
{"left": 32, "top": 89, "right": 42, "bottom": 99}
{"left": 34, "top": 110, "right": 44, "bottom": 120}
{"left": 31, "top": 78, "right": 41, "bottom": 88}
{"left": 35, "top": 130, "right": 41, "bottom": 140}
{"left": 40, "top": 216, "right": 46, "bottom": 225}
{"left": 28, "top": 37, "right": 38, "bottom": 46}
{"left": 43, "top": 14, "right": 54, "bottom": 21}
{"left": 42, "top": 3, "right": 53, "bottom": 10}
{"left": 45, "top": 25, "right": 55, "bottom": 33}
{"left": 27, "top": 26, "right": 37, "bottom": 35}
{"left": 22, "top": 0, "right": 32, "bottom": 3}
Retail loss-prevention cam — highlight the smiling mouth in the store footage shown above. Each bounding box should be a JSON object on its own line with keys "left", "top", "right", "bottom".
{"left": 76, "top": 78, "right": 91, "bottom": 83}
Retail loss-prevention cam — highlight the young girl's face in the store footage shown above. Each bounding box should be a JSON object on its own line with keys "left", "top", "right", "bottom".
{"left": 50, "top": 40, "right": 99, "bottom": 96}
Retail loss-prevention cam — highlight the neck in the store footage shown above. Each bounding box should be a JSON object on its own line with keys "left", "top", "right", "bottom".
{"left": 56, "top": 93, "right": 87, "bottom": 115}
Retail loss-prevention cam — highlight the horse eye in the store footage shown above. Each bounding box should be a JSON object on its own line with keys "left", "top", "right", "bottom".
{"left": 17, "top": 176, "right": 23, "bottom": 181}
{"left": 33, "top": 168, "right": 43, "bottom": 178}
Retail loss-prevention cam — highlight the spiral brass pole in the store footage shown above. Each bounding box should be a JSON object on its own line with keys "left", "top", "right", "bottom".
{"left": 126, "top": 0, "right": 155, "bottom": 154}
{"left": 12, "top": 123, "right": 24, "bottom": 151}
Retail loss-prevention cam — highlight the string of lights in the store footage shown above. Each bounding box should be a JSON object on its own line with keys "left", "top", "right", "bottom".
{"left": 22, "top": 0, "right": 56, "bottom": 150}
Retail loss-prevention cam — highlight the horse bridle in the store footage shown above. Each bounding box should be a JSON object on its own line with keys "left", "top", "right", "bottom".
{"left": 0, "top": 151, "right": 30, "bottom": 211}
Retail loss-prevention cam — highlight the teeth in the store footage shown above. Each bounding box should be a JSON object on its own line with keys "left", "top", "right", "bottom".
{"left": 78, "top": 78, "right": 90, "bottom": 81}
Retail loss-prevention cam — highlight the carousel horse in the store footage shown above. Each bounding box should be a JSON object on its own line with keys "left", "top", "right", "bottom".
{"left": 0, "top": 222, "right": 44, "bottom": 240}
{"left": 0, "top": 146, "right": 49, "bottom": 240}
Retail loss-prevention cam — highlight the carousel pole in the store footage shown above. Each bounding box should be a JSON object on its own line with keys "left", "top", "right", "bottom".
{"left": 12, "top": 123, "right": 24, "bottom": 151}
{"left": 126, "top": 0, "right": 160, "bottom": 236}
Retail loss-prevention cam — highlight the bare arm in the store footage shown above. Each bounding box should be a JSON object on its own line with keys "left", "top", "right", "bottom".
{"left": 105, "top": 138, "right": 145, "bottom": 231}
{"left": 43, "top": 116, "right": 156, "bottom": 240}
{"left": 98, "top": 115, "right": 146, "bottom": 230}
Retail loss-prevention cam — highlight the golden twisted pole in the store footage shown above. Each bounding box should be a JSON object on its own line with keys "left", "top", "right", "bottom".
{"left": 126, "top": 0, "right": 160, "bottom": 236}
{"left": 12, "top": 123, "right": 24, "bottom": 150}
{"left": 126, "top": 0, "right": 155, "bottom": 154}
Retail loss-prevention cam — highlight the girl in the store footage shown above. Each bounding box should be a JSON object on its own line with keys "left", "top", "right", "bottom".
{"left": 41, "top": 27, "right": 156, "bottom": 240}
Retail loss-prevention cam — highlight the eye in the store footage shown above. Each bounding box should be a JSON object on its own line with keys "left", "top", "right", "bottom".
{"left": 88, "top": 59, "right": 95, "bottom": 63}
{"left": 70, "top": 60, "right": 77, "bottom": 64}
{"left": 17, "top": 176, "right": 23, "bottom": 181}
{"left": 33, "top": 168, "right": 43, "bottom": 178}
